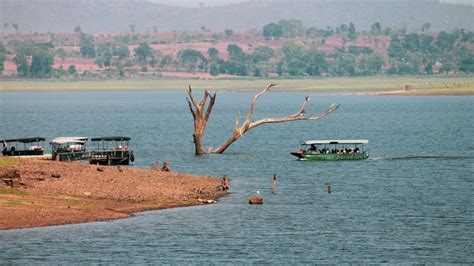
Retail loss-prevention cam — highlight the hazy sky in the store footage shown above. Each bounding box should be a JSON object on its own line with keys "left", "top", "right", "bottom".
{"left": 149, "top": 0, "right": 249, "bottom": 7}
{"left": 150, "top": 0, "right": 473, "bottom": 7}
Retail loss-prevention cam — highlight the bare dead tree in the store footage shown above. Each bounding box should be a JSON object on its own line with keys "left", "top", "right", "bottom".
{"left": 186, "top": 86, "right": 216, "bottom": 154}
{"left": 187, "top": 83, "right": 339, "bottom": 155}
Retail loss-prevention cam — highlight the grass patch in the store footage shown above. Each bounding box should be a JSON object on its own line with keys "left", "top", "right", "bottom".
{"left": 6, "top": 199, "right": 28, "bottom": 205}
{"left": 0, "top": 76, "right": 472, "bottom": 94}
{"left": 0, "top": 157, "right": 18, "bottom": 166}
{"left": 77, "top": 204, "right": 95, "bottom": 210}
{"left": 0, "top": 188, "right": 28, "bottom": 196}
{"left": 64, "top": 196, "right": 80, "bottom": 202}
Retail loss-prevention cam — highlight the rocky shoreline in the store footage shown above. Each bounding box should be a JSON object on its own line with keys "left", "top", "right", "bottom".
{"left": 0, "top": 158, "right": 227, "bottom": 230}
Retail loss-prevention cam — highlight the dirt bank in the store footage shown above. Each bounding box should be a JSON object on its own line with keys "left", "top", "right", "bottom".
{"left": 0, "top": 158, "right": 227, "bottom": 230}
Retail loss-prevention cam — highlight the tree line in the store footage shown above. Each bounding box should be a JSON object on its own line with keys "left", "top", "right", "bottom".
{"left": 1, "top": 20, "right": 473, "bottom": 78}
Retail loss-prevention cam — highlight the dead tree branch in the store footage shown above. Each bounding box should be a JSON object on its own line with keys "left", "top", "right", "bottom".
{"left": 186, "top": 83, "right": 339, "bottom": 155}
{"left": 212, "top": 83, "right": 339, "bottom": 154}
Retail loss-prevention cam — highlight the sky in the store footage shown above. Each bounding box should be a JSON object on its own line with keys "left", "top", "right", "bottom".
{"left": 149, "top": 0, "right": 473, "bottom": 7}
{"left": 148, "top": 0, "right": 249, "bottom": 7}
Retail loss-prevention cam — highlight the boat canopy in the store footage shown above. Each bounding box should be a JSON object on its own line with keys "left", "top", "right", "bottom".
{"left": 0, "top": 137, "right": 46, "bottom": 143}
{"left": 50, "top": 137, "right": 88, "bottom": 145}
{"left": 302, "top": 140, "right": 369, "bottom": 145}
{"left": 91, "top": 136, "right": 131, "bottom": 141}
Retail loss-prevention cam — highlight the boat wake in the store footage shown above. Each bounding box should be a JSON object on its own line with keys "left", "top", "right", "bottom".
{"left": 385, "top": 155, "right": 474, "bottom": 161}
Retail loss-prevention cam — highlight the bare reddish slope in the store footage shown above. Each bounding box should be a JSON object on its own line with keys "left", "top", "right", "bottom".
{"left": 0, "top": 159, "right": 227, "bottom": 230}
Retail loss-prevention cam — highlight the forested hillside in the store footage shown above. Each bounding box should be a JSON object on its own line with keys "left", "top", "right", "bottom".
{"left": 1, "top": 0, "right": 473, "bottom": 34}
{"left": 1, "top": 18, "right": 472, "bottom": 79}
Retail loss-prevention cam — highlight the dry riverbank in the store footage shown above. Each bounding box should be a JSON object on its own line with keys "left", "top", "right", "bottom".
{"left": 0, "top": 158, "right": 227, "bottom": 230}
{"left": 0, "top": 76, "right": 473, "bottom": 95}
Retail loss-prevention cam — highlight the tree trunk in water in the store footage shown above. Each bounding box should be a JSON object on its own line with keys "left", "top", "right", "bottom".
{"left": 186, "top": 86, "right": 216, "bottom": 155}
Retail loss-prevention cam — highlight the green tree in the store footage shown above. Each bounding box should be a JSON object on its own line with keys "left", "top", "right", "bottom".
{"left": 305, "top": 27, "right": 324, "bottom": 38}
{"left": 367, "top": 53, "right": 385, "bottom": 74}
{"left": 13, "top": 54, "right": 29, "bottom": 76}
{"left": 420, "top": 34, "right": 434, "bottom": 53}
{"left": 338, "top": 24, "right": 348, "bottom": 33}
{"left": 209, "top": 63, "right": 219, "bottom": 76}
{"left": 74, "top": 25, "right": 82, "bottom": 34}
{"left": 278, "top": 19, "right": 305, "bottom": 37}
{"left": 177, "top": 49, "right": 206, "bottom": 71}
{"left": 459, "top": 48, "right": 474, "bottom": 73}
{"left": 29, "top": 47, "right": 54, "bottom": 78}
{"left": 0, "top": 42, "right": 6, "bottom": 73}
{"left": 13, "top": 41, "right": 53, "bottom": 78}
{"left": 253, "top": 67, "right": 262, "bottom": 77}
{"left": 370, "top": 22, "right": 382, "bottom": 35}
{"left": 134, "top": 42, "right": 153, "bottom": 63}
{"left": 80, "top": 34, "right": 96, "bottom": 58}
{"left": 67, "top": 65, "right": 77, "bottom": 75}
{"left": 403, "top": 33, "right": 420, "bottom": 51}
{"left": 160, "top": 55, "right": 173, "bottom": 67}
{"left": 421, "top": 23, "right": 431, "bottom": 33}
{"left": 113, "top": 44, "right": 130, "bottom": 59}
{"left": 348, "top": 22, "right": 357, "bottom": 40}
{"left": 263, "top": 23, "right": 283, "bottom": 39}
{"left": 388, "top": 35, "right": 404, "bottom": 58}
{"left": 227, "top": 44, "right": 245, "bottom": 60}
{"left": 150, "top": 56, "right": 158, "bottom": 67}
{"left": 436, "top": 31, "right": 456, "bottom": 49}
{"left": 251, "top": 45, "right": 274, "bottom": 63}
{"left": 224, "top": 28, "right": 233, "bottom": 36}
{"left": 280, "top": 41, "right": 307, "bottom": 76}
{"left": 220, "top": 60, "right": 247, "bottom": 75}
{"left": 303, "top": 50, "right": 326, "bottom": 76}
{"left": 208, "top": 47, "right": 219, "bottom": 60}
{"left": 96, "top": 44, "right": 112, "bottom": 67}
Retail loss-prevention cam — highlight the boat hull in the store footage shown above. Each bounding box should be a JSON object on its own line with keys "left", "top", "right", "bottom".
{"left": 89, "top": 150, "right": 133, "bottom": 165}
{"left": 55, "top": 151, "right": 87, "bottom": 161}
{"left": 3, "top": 150, "right": 44, "bottom": 156}
{"left": 291, "top": 151, "right": 369, "bottom": 161}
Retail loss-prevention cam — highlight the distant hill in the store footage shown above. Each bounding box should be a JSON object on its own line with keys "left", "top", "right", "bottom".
{"left": 1, "top": 0, "right": 473, "bottom": 34}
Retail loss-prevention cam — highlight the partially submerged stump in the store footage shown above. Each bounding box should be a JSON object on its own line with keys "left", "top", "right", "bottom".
{"left": 222, "top": 175, "right": 229, "bottom": 191}
{"left": 249, "top": 195, "right": 264, "bottom": 205}
{"left": 162, "top": 161, "right": 171, "bottom": 172}
{"left": 271, "top": 174, "right": 276, "bottom": 194}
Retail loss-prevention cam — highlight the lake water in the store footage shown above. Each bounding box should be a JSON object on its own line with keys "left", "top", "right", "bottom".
{"left": 0, "top": 91, "right": 473, "bottom": 263}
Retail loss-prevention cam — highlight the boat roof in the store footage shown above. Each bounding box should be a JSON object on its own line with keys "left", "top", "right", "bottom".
{"left": 50, "top": 137, "right": 88, "bottom": 144}
{"left": 302, "top": 140, "right": 369, "bottom": 145}
{"left": 0, "top": 137, "right": 46, "bottom": 143}
{"left": 91, "top": 136, "right": 131, "bottom": 141}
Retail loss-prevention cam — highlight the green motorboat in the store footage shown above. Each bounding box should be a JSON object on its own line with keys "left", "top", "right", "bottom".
{"left": 50, "top": 136, "right": 88, "bottom": 161}
{"left": 89, "top": 136, "right": 134, "bottom": 165}
{"left": 1, "top": 137, "right": 46, "bottom": 156}
{"left": 291, "top": 140, "right": 369, "bottom": 160}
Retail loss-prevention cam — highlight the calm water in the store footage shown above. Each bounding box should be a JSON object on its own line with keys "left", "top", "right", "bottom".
{"left": 0, "top": 91, "right": 473, "bottom": 263}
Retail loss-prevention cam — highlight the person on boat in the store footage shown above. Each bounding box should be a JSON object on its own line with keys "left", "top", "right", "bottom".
{"left": 308, "top": 144, "right": 317, "bottom": 152}
{"left": 2, "top": 140, "right": 7, "bottom": 156}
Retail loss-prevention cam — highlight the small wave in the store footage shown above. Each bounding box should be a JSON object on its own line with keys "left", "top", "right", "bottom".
{"left": 369, "top": 157, "right": 381, "bottom": 160}
{"left": 386, "top": 155, "right": 474, "bottom": 161}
